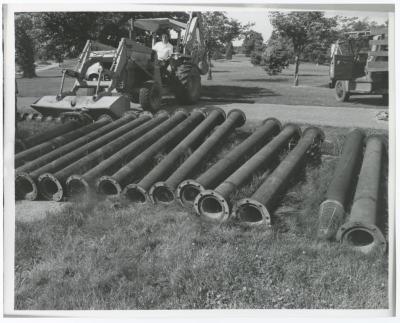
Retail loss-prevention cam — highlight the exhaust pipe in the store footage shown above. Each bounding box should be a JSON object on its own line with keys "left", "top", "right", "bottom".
{"left": 149, "top": 109, "right": 246, "bottom": 205}
{"left": 336, "top": 135, "right": 386, "bottom": 254}
{"left": 65, "top": 110, "right": 189, "bottom": 198}
{"left": 96, "top": 109, "right": 207, "bottom": 197}
{"left": 232, "top": 127, "right": 324, "bottom": 227}
{"left": 15, "top": 115, "right": 113, "bottom": 167}
{"left": 194, "top": 124, "right": 301, "bottom": 223}
{"left": 125, "top": 108, "right": 227, "bottom": 204}
{"left": 317, "top": 129, "right": 365, "bottom": 240}
{"left": 176, "top": 118, "right": 282, "bottom": 207}
{"left": 37, "top": 111, "right": 170, "bottom": 201}
{"left": 15, "top": 113, "right": 141, "bottom": 200}
{"left": 15, "top": 119, "right": 86, "bottom": 152}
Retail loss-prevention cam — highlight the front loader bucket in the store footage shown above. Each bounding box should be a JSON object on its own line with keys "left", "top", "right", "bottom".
{"left": 31, "top": 95, "right": 131, "bottom": 119}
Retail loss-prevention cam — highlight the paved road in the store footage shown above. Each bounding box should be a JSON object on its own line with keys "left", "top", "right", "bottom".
{"left": 17, "top": 96, "right": 388, "bottom": 130}
{"left": 214, "top": 102, "right": 388, "bottom": 130}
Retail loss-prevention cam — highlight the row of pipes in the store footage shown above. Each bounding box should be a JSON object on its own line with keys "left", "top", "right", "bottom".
{"left": 15, "top": 108, "right": 387, "bottom": 254}
{"left": 318, "top": 129, "right": 387, "bottom": 254}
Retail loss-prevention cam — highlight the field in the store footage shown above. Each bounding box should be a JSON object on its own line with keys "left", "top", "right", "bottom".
{"left": 14, "top": 55, "right": 389, "bottom": 310}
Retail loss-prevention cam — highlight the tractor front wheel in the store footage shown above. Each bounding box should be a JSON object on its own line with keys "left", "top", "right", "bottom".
{"left": 335, "top": 81, "right": 350, "bottom": 102}
{"left": 139, "top": 81, "right": 162, "bottom": 112}
{"left": 173, "top": 64, "right": 201, "bottom": 104}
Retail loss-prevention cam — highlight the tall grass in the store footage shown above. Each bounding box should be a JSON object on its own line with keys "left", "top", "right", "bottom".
{"left": 15, "top": 124, "right": 389, "bottom": 310}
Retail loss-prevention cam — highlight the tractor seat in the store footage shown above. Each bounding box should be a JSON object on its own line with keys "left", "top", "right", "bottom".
{"left": 64, "top": 69, "right": 82, "bottom": 79}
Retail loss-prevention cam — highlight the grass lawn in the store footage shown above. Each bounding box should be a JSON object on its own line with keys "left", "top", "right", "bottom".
{"left": 201, "top": 55, "right": 388, "bottom": 109}
{"left": 14, "top": 123, "right": 389, "bottom": 310}
{"left": 16, "top": 55, "right": 388, "bottom": 114}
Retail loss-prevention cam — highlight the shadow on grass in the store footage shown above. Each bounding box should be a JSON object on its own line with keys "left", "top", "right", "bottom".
{"left": 235, "top": 78, "right": 289, "bottom": 83}
{"left": 201, "top": 85, "right": 279, "bottom": 100}
{"left": 348, "top": 96, "right": 388, "bottom": 108}
{"left": 211, "top": 70, "right": 231, "bottom": 73}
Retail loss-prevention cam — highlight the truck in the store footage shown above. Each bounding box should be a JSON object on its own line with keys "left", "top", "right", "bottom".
{"left": 329, "top": 27, "right": 388, "bottom": 103}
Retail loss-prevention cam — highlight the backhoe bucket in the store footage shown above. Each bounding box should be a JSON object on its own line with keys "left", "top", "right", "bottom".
{"left": 31, "top": 95, "right": 131, "bottom": 119}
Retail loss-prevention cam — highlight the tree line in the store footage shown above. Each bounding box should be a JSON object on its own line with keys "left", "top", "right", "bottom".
{"left": 15, "top": 11, "right": 250, "bottom": 78}
{"left": 241, "top": 12, "right": 387, "bottom": 85}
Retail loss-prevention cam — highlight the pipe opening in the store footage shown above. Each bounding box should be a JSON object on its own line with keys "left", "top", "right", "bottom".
{"left": 237, "top": 204, "right": 263, "bottom": 223}
{"left": 98, "top": 180, "right": 119, "bottom": 196}
{"left": 345, "top": 229, "right": 374, "bottom": 247}
{"left": 40, "top": 177, "right": 60, "bottom": 199}
{"left": 199, "top": 196, "right": 223, "bottom": 219}
{"left": 180, "top": 185, "right": 201, "bottom": 205}
{"left": 125, "top": 187, "right": 146, "bottom": 203}
{"left": 152, "top": 186, "right": 174, "bottom": 203}
{"left": 68, "top": 179, "right": 88, "bottom": 198}
{"left": 15, "top": 176, "right": 35, "bottom": 199}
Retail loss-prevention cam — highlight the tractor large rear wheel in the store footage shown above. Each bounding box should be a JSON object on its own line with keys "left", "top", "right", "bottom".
{"left": 173, "top": 64, "right": 201, "bottom": 104}
{"left": 139, "top": 81, "right": 162, "bottom": 112}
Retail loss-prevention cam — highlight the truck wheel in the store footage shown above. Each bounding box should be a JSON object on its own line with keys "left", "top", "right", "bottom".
{"left": 173, "top": 64, "right": 201, "bottom": 104}
{"left": 329, "top": 79, "right": 336, "bottom": 89}
{"left": 335, "top": 81, "right": 350, "bottom": 102}
{"left": 139, "top": 81, "right": 161, "bottom": 112}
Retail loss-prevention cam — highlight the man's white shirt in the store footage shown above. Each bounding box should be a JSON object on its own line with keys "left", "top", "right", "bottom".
{"left": 152, "top": 41, "right": 173, "bottom": 60}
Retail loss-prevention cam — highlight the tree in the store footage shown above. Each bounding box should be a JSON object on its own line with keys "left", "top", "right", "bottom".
{"left": 225, "top": 42, "right": 233, "bottom": 59}
{"left": 242, "top": 30, "right": 264, "bottom": 57}
{"left": 33, "top": 12, "right": 190, "bottom": 59}
{"left": 269, "top": 11, "right": 338, "bottom": 85}
{"left": 202, "top": 12, "right": 251, "bottom": 58}
{"left": 15, "top": 14, "right": 37, "bottom": 78}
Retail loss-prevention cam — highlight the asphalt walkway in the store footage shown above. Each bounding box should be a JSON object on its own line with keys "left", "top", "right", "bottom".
{"left": 17, "top": 97, "right": 388, "bottom": 130}
{"left": 216, "top": 102, "right": 388, "bottom": 130}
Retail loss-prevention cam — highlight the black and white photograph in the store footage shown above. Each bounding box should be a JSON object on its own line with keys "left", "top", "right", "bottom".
{"left": 2, "top": 1, "right": 396, "bottom": 318}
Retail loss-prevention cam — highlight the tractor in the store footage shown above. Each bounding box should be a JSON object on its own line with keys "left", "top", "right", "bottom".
{"left": 31, "top": 12, "right": 209, "bottom": 120}
{"left": 329, "top": 27, "right": 388, "bottom": 103}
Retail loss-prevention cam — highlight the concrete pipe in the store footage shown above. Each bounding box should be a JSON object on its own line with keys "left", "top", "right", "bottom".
{"left": 97, "top": 109, "right": 207, "bottom": 197}
{"left": 15, "top": 113, "right": 143, "bottom": 200}
{"left": 15, "top": 115, "right": 113, "bottom": 167}
{"left": 194, "top": 124, "right": 301, "bottom": 223}
{"left": 150, "top": 109, "right": 246, "bottom": 205}
{"left": 318, "top": 129, "right": 365, "bottom": 240}
{"left": 336, "top": 135, "right": 387, "bottom": 254}
{"left": 127, "top": 108, "right": 227, "bottom": 204}
{"left": 66, "top": 110, "right": 190, "bottom": 198}
{"left": 15, "top": 119, "right": 86, "bottom": 153}
{"left": 232, "top": 127, "right": 324, "bottom": 227}
{"left": 16, "top": 113, "right": 138, "bottom": 175}
{"left": 176, "top": 118, "right": 282, "bottom": 207}
{"left": 37, "top": 111, "right": 170, "bottom": 201}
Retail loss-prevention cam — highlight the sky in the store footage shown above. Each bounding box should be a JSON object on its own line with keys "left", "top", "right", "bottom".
{"left": 226, "top": 10, "right": 389, "bottom": 46}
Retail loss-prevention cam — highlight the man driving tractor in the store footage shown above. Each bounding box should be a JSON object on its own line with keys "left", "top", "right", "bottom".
{"left": 152, "top": 32, "right": 174, "bottom": 61}
{"left": 152, "top": 32, "right": 174, "bottom": 80}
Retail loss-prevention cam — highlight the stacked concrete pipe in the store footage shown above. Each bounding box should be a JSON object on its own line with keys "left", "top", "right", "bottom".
{"left": 336, "top": 135, "right": 387, "bottom": 254}
{"left": 176, "top": 118, "right": 282, "bottom": 208}
{"left": 96, "top": 109, "right": 207, "bottom": 197}
{"left": 15, "top": 115, "right": 113, "bottom": 167}
{"left": 15, "top": 118, "right": 87, "bottom": 152}
{"left": 37, "top": 111, "right": 171, "bottom": 201}
{"left": 317, "top": 129, "right": 365, "bottom": 240}
{"left": 232, "top": 127, "right": 324, "bottom": 227}
{"left": 149, "top": 109, "right": 246, "bottom": 205}
{"left": 65, "top": 110, "right": 190, "bottom": 198}
{"left": 15, "top": 112, "right": 143, "bottom": 200}
{"left": 194, "top": 123, "right": 301, "bottom": 223}
{"left": 123, "top": 108, "right": 227, "bottom": 204}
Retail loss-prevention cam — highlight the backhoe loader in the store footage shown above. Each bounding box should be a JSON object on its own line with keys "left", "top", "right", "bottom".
{"left": 31, "top": 12, "right": 209, "bottom": 119}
